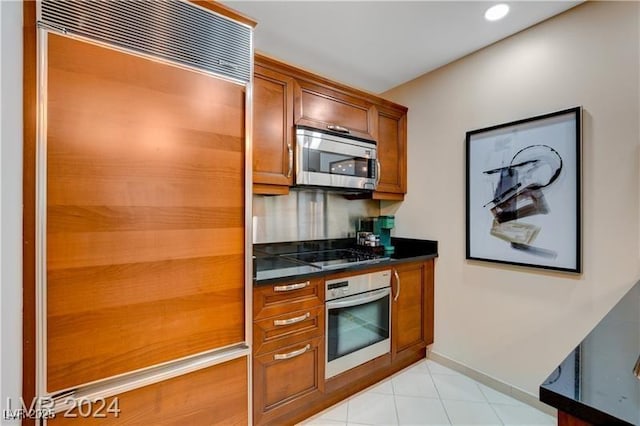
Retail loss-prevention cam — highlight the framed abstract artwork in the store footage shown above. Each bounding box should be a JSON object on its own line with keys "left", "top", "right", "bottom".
{"left": 466, "top": 107, "right": 582, "bottom": 273}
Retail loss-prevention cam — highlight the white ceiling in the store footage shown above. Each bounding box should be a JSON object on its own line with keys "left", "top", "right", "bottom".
{"left": 224, "top": 1, "right": 582, "bottom": 94}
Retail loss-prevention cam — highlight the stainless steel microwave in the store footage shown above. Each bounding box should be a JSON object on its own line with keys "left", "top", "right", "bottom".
{"left": 295, "top": 126, "right": 379, "bottom": 191}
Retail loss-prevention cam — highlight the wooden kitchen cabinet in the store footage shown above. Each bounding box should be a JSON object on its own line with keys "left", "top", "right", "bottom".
{"left": 374, "top": 104, "right": 408, "bottom": 200}
{"left": 252, "top": 260, "right": 435, "bottom": 425}
{"left": 253, "top": 278, "right": 325, "bottom": 425}
{"left": 294, "top": 79, "right": 377, "bottom": 140}
{"left": 252, "top": 54, "right": 408, "bottom": 198}
{"left": 391, "top": 260, "right": 434, "bottom": 361}
{"left": 253, "top": 336, "right": 324, "bottom": 425}
{"left": 253, "top": 63, "right": 295, "bottom": 195}
{"left": 48, "top": 357, "right": 248, "bottom": 425}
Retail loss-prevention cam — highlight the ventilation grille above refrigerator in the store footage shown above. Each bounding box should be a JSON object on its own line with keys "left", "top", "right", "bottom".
{"left": 40, "top": 0, "right": 252, "bottom": 83}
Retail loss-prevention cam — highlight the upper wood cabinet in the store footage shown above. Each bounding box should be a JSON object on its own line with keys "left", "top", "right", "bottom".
{"left": 252, "top": 54, "right": 408, "bottom": 198}
{"left": 253, "top": 64, "right": 295, "bottom": 195}
{"left": 294, "top": 79, "right": 377, "bottom": 140}
{"left": 374, "top": 104, "right": 408, "bottom": 200}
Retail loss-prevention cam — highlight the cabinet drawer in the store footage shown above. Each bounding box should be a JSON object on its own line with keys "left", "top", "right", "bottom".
{"left": 254, "top": 305, "right": 324, "bottom": 356}
{"left": 253, "top": 336, "right": 324, "bottom": 425}
{"left": 254, "top": 278, "right": 323, "bottom": 320}
{"left": 295, "top": 80, "right": 376, "bottom": 140}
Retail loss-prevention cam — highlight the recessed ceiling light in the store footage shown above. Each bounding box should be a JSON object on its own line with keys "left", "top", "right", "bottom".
{"left": 485, "top": 4, "right": 510, "bottom": 21}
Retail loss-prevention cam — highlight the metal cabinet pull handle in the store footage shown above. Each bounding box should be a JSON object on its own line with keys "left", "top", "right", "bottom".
{"left": 273, "top": 281, "right": 309, "bottom": 292}
{"left": 327, "top": 124, "right": 350, "bottom": 134}
{"left": 287, "top": 143, "right": 293, "bottom": 178}
{"left": 274, "top": 344, "right": 311, "bottom": 360}
{"left": 273, "top": 312, "right": 310, "bottom": 326}
{"left": 393, "top": 269, "right": 401, "bottom": 302}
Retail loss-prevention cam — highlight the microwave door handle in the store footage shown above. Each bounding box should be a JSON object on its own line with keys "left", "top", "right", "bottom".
{"left": 327, "top": 124, "right": 350, "bottom": 134}
{"left": 376, "top": 159, "right": 381, "bottom": 187}
{"left": 327, "top": 288, "right": 389, "bottom": 309}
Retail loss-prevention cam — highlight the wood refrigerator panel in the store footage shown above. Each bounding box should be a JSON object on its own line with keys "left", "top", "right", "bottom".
{"left": 45, "top": 33, "right": 246, "bottom": 392}
{"left": 47, "top": 357, "right": 248, "bottom": 425}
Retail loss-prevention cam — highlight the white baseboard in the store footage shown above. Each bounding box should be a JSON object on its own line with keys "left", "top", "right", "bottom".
{"left": 427, "top": 350, "right": 557, "bottom": 417}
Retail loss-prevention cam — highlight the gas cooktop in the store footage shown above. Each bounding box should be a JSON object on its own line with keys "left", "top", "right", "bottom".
{"left": 284, "top": 249, "right": 389, "bottom": 270}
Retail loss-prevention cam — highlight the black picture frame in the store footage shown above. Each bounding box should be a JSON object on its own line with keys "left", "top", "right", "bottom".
{"left": 465, "top": 107, "right": 582, "bottom": 273}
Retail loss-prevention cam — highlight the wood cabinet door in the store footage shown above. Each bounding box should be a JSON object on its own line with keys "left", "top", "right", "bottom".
{"left": 374, "top": 105, "right": 407, "bottom": 199}
{"left": 48, "top": 357, "right": 248, "bottom": 425}
{"left": 253, "top": 64, "right": 294, "bottom": 192}
{"left": 294, "top": 80, "right": 377, "bottom": 140}
{"left": 253, "top": 336, "right": 324, "bottom": 425}
{"left": 391, "top": 261, "right": 434, "bottom": 358}
{"left": 46, "top": 33, "right": 245, "bottom": 392}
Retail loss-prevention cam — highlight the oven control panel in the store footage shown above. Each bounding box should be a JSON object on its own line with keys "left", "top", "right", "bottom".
{"left": 325, "top": 270, "right": 391, "bottom": 301}
{"left": 328, "top": 280, "right": 349, "bottom": 299}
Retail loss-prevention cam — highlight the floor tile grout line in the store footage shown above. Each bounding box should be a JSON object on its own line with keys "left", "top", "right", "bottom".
{"left": 429, "top": 364, "right": 454, "bottom": 425}
{"left": 392, "top": 393, "right": 400, "bottom": 426}
{"left": 476, "top": 381, "right": 506, "bottom": 426}
{"left": 345, "top": 397, "right": 350, "bottom": 425}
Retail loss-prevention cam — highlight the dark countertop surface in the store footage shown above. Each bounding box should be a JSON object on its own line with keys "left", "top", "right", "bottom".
{"left": 539, "top": 280, "right": 640, "bottom": 425}
{"left": 253, "top": 237, "right": 437, "bottom": 285}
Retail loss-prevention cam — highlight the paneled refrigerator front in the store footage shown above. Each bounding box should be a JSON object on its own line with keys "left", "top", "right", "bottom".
{"left": 29, "top": 1, "right": 253, "bottom": 423}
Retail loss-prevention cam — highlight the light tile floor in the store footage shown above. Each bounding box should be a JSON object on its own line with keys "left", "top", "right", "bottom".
{"left": 299, "top": 359, "right": 556, "bottom": 426}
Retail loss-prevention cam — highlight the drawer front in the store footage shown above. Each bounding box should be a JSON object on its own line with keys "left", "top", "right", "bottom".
{"left": 254, "top": 305, "right": 324, "bottom": 356}
{"left": 254, "top": 278, "right": 323, "bottom": 320}
{"left": 253, "top": 336, "right": 324, "bottom": 425}
{"left": 295, "top": 81, "right": 376, "bottom": 140}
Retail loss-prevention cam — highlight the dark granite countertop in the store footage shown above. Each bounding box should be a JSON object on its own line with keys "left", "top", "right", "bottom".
{"left": 540, "top": 280, "right": 640, "bottom": 425}
{"left": 253, "top": 237, "right": 437, "bottom": 285}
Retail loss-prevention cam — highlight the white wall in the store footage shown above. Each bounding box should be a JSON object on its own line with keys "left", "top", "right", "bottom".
{"left": 1, "top": 0, "right": 23, "bottom": 424}
{"left": 384, "top": 1, "right": 640, "bottom": 395}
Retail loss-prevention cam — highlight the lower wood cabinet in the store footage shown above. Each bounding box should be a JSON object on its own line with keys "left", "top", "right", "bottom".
{"left": 253, "top": 278, "right": 325, "bottom": 425}
{"left": 392, "top": 260, "right": 434, "bottom": 360}
{"left": 253, "top": 336, "right": 324, "bottom": 425}
{"left": 253, "top": 259, "right": 435, "bottom": 425}
{"left": 48, "top": 357, "right": 248, "bottom": 425}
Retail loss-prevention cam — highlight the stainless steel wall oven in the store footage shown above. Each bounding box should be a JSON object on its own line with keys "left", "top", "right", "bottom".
{"left": 325, "top": 270, "right": 391, "bottom": 379}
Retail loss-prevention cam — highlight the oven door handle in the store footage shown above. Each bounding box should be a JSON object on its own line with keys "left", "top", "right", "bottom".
{"left": 326, "top": 288, "right": 390, "bottom": 309}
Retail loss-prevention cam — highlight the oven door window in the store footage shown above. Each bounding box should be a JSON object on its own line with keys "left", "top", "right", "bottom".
{"left": 327, "top": 290, "right": 390, "bottom": 363}
{"left": 303, "top": 147, "right": 374, "bottom": 178}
